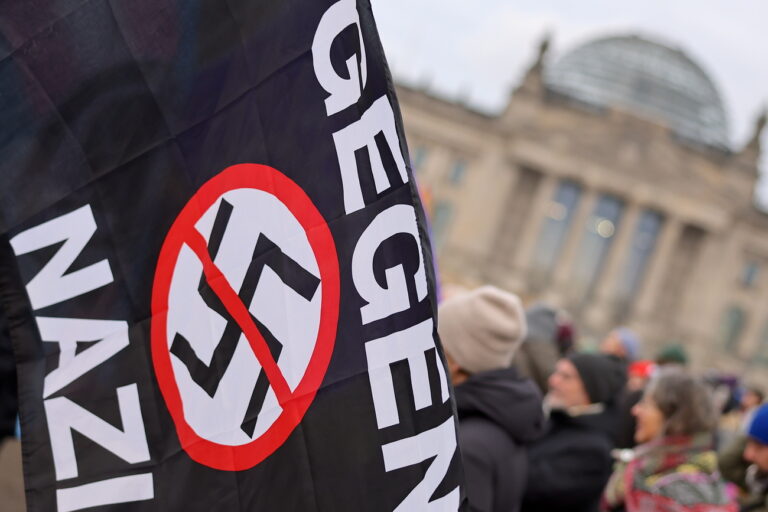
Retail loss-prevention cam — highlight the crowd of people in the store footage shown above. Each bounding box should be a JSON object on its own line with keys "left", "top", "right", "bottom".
{"left": 441, "top": 285, "right": 768, "bottom": 512}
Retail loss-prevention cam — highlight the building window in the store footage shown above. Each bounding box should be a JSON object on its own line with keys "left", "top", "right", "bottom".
{"left": 614, "top": 210, "right": 664, "bottom": 314}
{"left": 491, "top": 166, "right": 543, "bottom": 265}
{"left": 757, "top": 321, "right": 768, "bottom": 365}
{"left": 411, "top": 146, "right": 428, "bottom": 174}
{"left": 447, "top": 159, "right": 467, "bottom": 185}
{"left": 571, "top": 194, "right": 625, "bottom": 303}
{"left": 719, "top": 305, "right": 746, "bottom": 351}
{"left": 741, "top": 260, "right": 760, "bottom": 288}
{"left": 430, "top": 200, "right": 453, "bottom": 249}
{"left": 530, "top": 180, "right": 582, "bottom": 287}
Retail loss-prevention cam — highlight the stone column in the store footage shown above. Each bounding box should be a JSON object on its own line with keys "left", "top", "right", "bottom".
{"left": 546, "top": 187, "right": 599, "bottom": 302}
{"left": 738, "top": 303, "right": 763, "bottom": 360}
{"left": 735, "top": 261, "right": 768, "bottom": 359}
{"left": 633, "top": 215, "right": 683, "bottom": 324}
{"left": 507, "top": 173, "right": 559, "bottom": 290}
{"left": 584, "top": 201, "right": 643, "bottom": 328}
{"left": 486, "top": 162, "right": 523, "bottom": 268}
{"left": 462, "top": 148, "right": 516, "bottom": 283}
{"left": 676, "top": 229, "right": 726, "bottom": 349}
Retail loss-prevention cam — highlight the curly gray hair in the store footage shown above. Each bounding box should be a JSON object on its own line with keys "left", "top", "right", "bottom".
{"left": 645, "top": 368, "right": 717, "bottom": 437}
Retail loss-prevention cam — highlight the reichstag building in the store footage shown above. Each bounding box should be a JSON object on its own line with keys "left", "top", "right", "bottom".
{"left": 397, "top": 34, "right": 768, "bottom": 383}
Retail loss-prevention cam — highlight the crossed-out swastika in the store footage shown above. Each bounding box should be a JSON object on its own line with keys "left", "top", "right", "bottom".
{"left": 169, "top": 198, "right": 320, "bottom": 436}
{"left": 151, "top": 164, "right": 339, "bottom": 471}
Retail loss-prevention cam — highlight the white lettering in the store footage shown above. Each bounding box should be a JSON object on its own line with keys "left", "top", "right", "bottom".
{"left": 313, "top": 3, "right": 460, "bottom": 506}
{"left": 45, "top": 384, "right": 150, "bottom": 481}
{"left": 332, "top": 96, "right": 408, "bottom": 213}
{"left": 10, "top": 205, "right": 113, "bottom": 310}
{"left": 311, "top": 0, "right": 368, "bottom": 115}
{"left": 352, "top": 204, "right": 427, "bottom": 325}
{"left": 365, "top": 319, "right": 447, "bottom": 429}
{"left": 56, "top": 473, "right": 154, "bottom": 512}
{"left": 382, "top": 417, "right": 459, "bottom": 511}
{"left": 39, "top": 317, "right": 129, "bottom": 399}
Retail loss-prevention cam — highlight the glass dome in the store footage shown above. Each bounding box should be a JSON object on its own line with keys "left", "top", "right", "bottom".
{"left": 544, "top": 35, "right": 730, "bottom": 149}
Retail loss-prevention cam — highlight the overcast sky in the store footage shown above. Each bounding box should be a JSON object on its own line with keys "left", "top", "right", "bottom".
{"left": 371, "top": 1, "right": 768, "bottom": 203}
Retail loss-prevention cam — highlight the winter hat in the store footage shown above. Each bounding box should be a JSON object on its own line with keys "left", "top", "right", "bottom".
{"left": 615, "top": 327, "right": 641, "bottom": 362}
{"left": 628, "top": 360, "right": 656, "bottom": 380}
{"left": 438, "top": 286, "right": 527, "bottom": 375}
{"left": 748, "top": 404, "right": 768, "bottom": 445}
{"left": 568, "top": 353, "right": 627, "bottom": 405}
{"left": 655, "top": 344, "right": 688, "bottom": 366}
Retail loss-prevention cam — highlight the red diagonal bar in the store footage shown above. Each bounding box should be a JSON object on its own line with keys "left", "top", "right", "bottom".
{"left": 185, "top": 228, "right": 293, "bottom": 405}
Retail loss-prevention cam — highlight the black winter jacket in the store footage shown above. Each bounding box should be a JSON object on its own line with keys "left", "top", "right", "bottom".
{"left": 522, "top": 407, "right": 617, "bottom": 512}
{"left": 456, "top": 368, "right": 545, "bottom": 512}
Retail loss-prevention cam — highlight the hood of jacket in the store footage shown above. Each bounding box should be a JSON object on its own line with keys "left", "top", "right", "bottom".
{"left": 455, "top": 367, "right": 545, "bottom": 443}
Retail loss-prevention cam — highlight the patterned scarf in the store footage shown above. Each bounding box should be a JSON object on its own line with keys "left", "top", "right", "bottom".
{"left": 603, "top": 434, "right": 737, "bottom": 512}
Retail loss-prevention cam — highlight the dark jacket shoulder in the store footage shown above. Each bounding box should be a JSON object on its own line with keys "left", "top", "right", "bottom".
{"left": 455, "top": 368, "right": 545, "bottom": 512}
{"left": 522, "top": 408, "right": 616, "bottom": 512}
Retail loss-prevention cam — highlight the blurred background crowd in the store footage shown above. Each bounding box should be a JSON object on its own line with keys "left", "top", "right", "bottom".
{"left": 441, "top": 285, "right": 768, "bottom": 511}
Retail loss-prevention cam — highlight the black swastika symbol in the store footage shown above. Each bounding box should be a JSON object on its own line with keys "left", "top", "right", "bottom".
{"left": 170, "top": 199, "right": 321, "bottom": 436}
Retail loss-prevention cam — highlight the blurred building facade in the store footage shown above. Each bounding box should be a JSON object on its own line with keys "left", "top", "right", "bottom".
{"left": 398, "top": 35, "right": 768, "bottom": 382}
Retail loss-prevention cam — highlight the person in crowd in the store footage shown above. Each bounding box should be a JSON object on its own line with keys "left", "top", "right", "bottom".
{"left": 600, "top": 327, "right": 641, "bottom": 364}
{"left": 707, "top": 373, "right": 742, "bottom": 417}
{"left": 627, "top": 360, "right": 656, "bottom": 393}
{"left": 602, "top": 369, "right": 737, "bottom": 512}
{"left": 521, "top": 353, "right": 626, "bottom": 512}
{"left": 718, "top": 381, "right": 761, "bottom": 445}
{"left": 601, "top": 327, "right": 644, "bottom": 449}
{"left": 742, "top": 404, "right": 768, "bottom": 511}
{"left": 720, "top": 404, "right": 768, "bottom": 511}
{"left": 555, "top": 312, "right": 576, "bottom": 357}
{"left": 439, "top": 286, "right": 545, "bottom": 512}
{"left": 513, "top": 303, "right": 560, "bottom": 394}
{"left": 708, "top": 373, "right": 744, "bottom": 448}
{"left": 741, "top": 387, "right": 765, "bottom": 433}
{"left": 614, "top": 360, "right": 657, "bottom": 449}
{"left": 655, "top": 343, "right": 689, "bottom": 367}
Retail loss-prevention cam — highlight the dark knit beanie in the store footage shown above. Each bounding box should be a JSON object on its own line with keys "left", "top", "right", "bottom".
{"left": 569, "top": 353, "right": 627, "bottom": 405}
{"left": 655, "top": 344, "right": 688, "bottom": 366}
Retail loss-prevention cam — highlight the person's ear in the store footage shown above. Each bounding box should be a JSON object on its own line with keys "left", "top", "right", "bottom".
{"left": 445, "top": 353, "right": 468, "bottom": 385}
{"left": 445, "top": 353, "right": 459, "bottom": 374}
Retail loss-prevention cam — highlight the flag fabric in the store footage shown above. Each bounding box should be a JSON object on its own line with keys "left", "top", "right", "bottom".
{"left": 0, "top": 1, "right": 463, "bottom": 510}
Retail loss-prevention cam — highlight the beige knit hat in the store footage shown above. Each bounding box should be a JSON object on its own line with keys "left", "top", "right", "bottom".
{"left": 437, "top": 285, "right": 527, "bottom": 374}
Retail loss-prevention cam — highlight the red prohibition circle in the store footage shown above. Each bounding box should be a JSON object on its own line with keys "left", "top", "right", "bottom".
{"left": 151, "top": 163, "right": 340, "bottom": 471}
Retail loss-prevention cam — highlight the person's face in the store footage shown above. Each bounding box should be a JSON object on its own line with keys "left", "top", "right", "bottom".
{"left": 744, "top": 439, "right": 768, "bottom": 472}
{"left": 600, "top": 331, "right": 626, "bottom": 359}
{"left": 742, "top": 391, "right": 762, "bottom": 410}
{"left": 632, "top": 393, "right": 664, "bottom": 443}
{"left": 546, "top": 359, "right": 590, "bottom": 409}
{"left": 627, "top": 375, "right": 648, "bottom": 392}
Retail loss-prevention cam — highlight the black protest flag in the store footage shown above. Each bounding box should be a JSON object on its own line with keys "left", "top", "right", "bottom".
{"left": 0, "top": 1, "right": 464, "bottom": 510}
